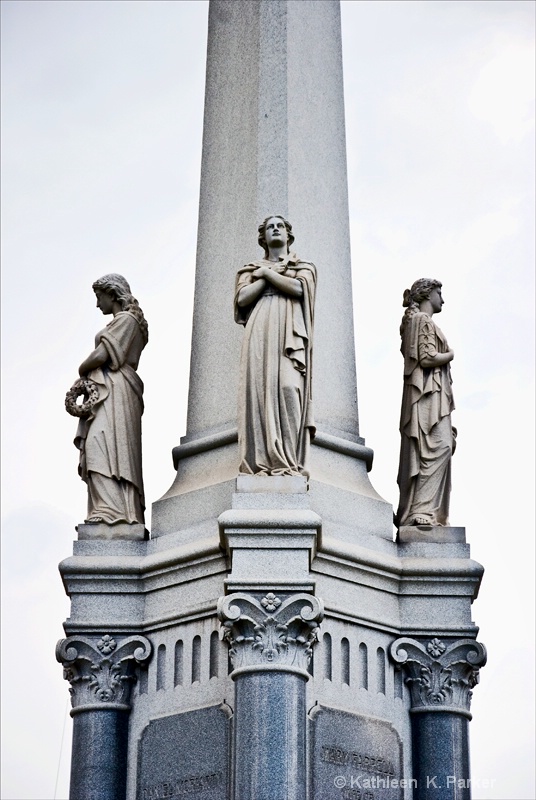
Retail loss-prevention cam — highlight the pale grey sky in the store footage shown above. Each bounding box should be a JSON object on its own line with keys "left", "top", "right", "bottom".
{"left": 1, "top": 2, "right": 534, "bottom": 798}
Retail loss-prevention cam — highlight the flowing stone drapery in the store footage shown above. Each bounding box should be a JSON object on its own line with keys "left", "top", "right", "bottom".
{"left": 235, "top": 253, "right": 316, "bottom": 477}
{"left": 396, "top": 311, "right": 456, "bottom": 527}
{"left": 73, "top": 272, "right": 148, "bottom": 528}
{"left": 75, "top": 311, "right": 147, "bottom": 524}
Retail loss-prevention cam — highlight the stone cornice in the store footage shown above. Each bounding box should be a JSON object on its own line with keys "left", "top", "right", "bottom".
{"left": 59, "top": 534, "right": 483, "bottom": 592}
{"left": 218, "top": 592, "right": 324, "bottom": 677}
{"left": 56, "top": 634, "right": 152, "bottom": 714}
{"left": 319, "top": 536, "right": 483, "bottom": 580}
{"left": 390, "top": 637, "right": 487, "bottom": 718}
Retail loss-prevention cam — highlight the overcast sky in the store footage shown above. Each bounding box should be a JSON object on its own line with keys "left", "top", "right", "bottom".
{"left": 1, "top": 2, "right": 534, "bottom": 798}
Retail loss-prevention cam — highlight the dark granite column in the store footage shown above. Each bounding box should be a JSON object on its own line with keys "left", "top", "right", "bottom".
{"left": 56, "top": 633, "right": 152, "bottom": 800}
{"left": 218, "top": 592, "right": 323, "bottom": 800}
{"left": 390, "top": 637, "right": 486, "bottom": 800}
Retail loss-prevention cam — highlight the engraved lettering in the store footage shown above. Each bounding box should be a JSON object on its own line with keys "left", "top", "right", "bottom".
{"left": 141, "top": 770, "right": 223, "bottom": 799}
{"left": 320, "top": 744, "right": 396, "bottom": 777}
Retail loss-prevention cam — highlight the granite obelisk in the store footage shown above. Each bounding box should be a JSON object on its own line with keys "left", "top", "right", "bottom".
{"left": 58, "top": 3, "right": 485, "bottom": 799}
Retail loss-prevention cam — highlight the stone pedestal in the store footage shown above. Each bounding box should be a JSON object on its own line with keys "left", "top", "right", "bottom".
{"left": 76, "top": 523, "right": 147, "bottom": 541}
{"left": 398, "top": 526, "right": 466, "bottom": 544}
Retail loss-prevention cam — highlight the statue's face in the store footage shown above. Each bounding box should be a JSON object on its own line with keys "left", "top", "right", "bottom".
{"left": 95, "top": 288, "right": 115, "bottom": 315}
{"left": 264, "top": 217, "right": 288, "bottom": 250}
{"left": 429, "top": 286, "right": 444, "bottom": 314}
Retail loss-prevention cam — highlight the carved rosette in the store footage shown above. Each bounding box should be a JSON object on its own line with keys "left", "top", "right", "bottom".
{"left": 390, "top": 637, "right": 487, "bottom": 718}
{"left": 56, "top": 634, "right": 152, "bottom": 714}
{"left": 217, "top": 592, "right": 324, "bottom": 676}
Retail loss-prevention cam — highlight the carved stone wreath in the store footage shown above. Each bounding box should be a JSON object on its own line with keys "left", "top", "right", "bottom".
{"left": 65, "top": 378, "right": 100, "bottom": 417}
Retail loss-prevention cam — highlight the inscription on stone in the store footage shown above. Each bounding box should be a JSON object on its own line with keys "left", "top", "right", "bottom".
{"left": 311, "top": 706, "right": 404, "bottom": 800}
{"left": 137, "top": 706, "right": 230, "bottom": 800}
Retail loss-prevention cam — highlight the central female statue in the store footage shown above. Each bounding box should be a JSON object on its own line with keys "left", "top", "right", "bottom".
{"left": 235, "top": 216, "right": 316, "bottom": 476}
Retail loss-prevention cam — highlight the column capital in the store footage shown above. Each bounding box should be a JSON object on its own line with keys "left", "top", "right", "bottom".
{"left": 390, "top": 636, "right": 487, "bottom": 718}
{"left": 218, "top": 591, "right": 324, "bottom": 678}
{"left": 56, "top": 634, "right": 152, "bottom": 714}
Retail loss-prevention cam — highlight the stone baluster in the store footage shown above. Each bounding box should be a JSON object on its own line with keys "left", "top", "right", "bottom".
{"left": 56, "top": 634, "right": 152, "bottom": 800}
{"left": 218, "top": 592, "right": 323, "bottom": 800}
{"left": 390, "top": 637, "right": 487, "bottom": 800}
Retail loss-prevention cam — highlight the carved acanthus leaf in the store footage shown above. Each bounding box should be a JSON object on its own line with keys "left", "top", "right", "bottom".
{"left": 390, "top": 637, "right": 486, "bottom": 714}
{"left": 56, "top": 634, "right": 152, "bottom": 711}
{"left": 218, "top": 592, "right": 324, "bottom": 673}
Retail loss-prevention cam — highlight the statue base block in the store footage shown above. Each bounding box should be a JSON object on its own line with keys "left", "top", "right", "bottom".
{"left": 76, "top": 522, "right": 147, "bottom": 541}
{"left": 398, "top": 526, "right": 466, "bottom": 544}
{"left": 236, "top": 474, "right": 308, "bottom": 493}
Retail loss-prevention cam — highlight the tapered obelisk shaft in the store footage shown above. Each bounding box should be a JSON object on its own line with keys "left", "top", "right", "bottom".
{"left": 187, "top": 0, "right": 358, "bottom": 442}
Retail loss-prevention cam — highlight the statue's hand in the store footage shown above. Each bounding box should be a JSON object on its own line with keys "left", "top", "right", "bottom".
{"left": 252, "top": 267, "right": 267, "bottom": 280}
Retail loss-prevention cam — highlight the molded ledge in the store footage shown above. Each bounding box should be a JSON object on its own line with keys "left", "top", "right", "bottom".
{"left": 172, "top": 428, "right": 238, "bottom": 469}
{"left": 171, "top": 427, "right": 374, "bottom": 471}
{"left": 59, "top": 536, "right": 223, "bottom": 580}
{"left": 218, "top": 509, "right": 322, "bottom": 531}
{"left": 319, "top": 535, "right": 484, "bottom": 581}
{"left": 313, "top": 430, "right": 374, "bottom": 471}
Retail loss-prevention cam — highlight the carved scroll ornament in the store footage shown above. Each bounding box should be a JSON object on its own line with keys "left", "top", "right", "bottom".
{"left": 218, "top": 592, "right": 324, "bottom": 676}
{"left": 56, "top": 634, "right": 152, "bottom": 713}
{"left": 390, "top": 637, "right": 487, "bottom": 717}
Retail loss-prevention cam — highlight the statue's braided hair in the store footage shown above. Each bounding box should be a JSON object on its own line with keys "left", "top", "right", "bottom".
{"left": 92, "top": 274, "right": 148, "bottom": 343}
{"left": 400, "top": 278, "right": 442, "bottom": 335}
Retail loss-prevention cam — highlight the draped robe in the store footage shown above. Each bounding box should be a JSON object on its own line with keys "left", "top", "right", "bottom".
{"left": 235, "top": 253, "right": 316, "bottom": 476}
{"left": 75, "top": 311, "right": 146, "bottom": 524}
{"left": 396, "top": 311, "right": 455, "bottom": 527}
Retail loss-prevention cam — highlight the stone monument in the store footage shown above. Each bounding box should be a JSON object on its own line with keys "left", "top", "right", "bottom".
{"left": 57, "top": 3, "right": 485, "bottom": 800}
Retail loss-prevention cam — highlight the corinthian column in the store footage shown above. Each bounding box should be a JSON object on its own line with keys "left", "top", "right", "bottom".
{"left": 56, "top": 634, "right": 152, "bottom": 800}
{"left": 218, "top": 592, "right": 323, "bottom": 800}
{"left": 390, "top": 637, "right": 487, "bottom": 800}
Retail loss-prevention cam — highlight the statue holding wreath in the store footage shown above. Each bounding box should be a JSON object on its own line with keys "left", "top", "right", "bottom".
{"left": 66, "top": 274, "right": 148, "bottom": 525}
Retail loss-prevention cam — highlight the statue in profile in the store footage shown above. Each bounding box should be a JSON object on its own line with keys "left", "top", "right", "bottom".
{"left": 66, "top": 274, "right": 148, "bottom": 525}
{"left": 395, "top": 278, "right": 456, "bottom": 528}
{"left": 234, "top": 216, "right": 316, "bottom": 476}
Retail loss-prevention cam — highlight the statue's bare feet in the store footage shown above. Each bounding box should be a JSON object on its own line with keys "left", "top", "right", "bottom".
{"left": 86, "top": 516, "right": 104, "bottom": 523}
{"left": 413, "top": 515, "right": 433, "bottom": 526}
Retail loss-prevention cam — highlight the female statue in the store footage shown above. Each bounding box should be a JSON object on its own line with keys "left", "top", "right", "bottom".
{"left": 395, "top": 278, "right": 456, "bottom": 527}
{"left": 73, "top": 274, "right": 148, "bottom": 524}
{"left": 234, "top": 216, "right": 316, "bottom": 476}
